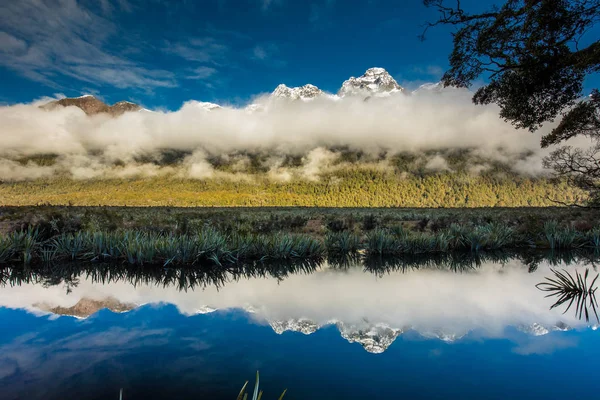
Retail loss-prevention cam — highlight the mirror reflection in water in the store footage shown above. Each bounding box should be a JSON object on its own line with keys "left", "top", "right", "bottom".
{"left": 1, "top": 253, "right": 599, "bottom": 399}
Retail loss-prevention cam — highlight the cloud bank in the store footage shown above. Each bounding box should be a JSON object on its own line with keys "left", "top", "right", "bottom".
{"left": 0, "top": 260, "right": 592, "bottom": 337}
{"left": 0, "top": 89, "right": 585, "bottom": 181}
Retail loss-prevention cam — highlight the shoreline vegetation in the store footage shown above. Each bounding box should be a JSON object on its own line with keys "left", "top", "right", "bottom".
{"left": 0, "top": 206, "right": 599, "bottom": 268}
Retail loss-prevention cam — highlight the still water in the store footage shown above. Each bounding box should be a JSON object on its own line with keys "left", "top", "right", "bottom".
{"left": 0, "top": 256, "right": 599, "bottom": 399}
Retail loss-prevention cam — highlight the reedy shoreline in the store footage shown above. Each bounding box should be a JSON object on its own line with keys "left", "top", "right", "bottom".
{"left": 1, "top": 221, "right": 599, "bottom": 267}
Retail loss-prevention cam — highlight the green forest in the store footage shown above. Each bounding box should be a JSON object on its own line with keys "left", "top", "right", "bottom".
{"left": 0, "top": 169, "right": 583, "bottom": 207}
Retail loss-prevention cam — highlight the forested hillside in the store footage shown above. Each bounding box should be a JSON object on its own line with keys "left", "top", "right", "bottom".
{"left": 0, "top": 169, "right": 582, "bottom": 207}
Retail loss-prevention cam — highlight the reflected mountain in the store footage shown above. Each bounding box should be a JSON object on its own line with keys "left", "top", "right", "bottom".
{"left": 34, "top": 297, "right": 136, "bottom": 319}
{"left": 1, "top": 253, "right": 599, "bottom": 354}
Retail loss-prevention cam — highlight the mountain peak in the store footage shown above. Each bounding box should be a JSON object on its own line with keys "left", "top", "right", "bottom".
{"left": 271, "top": 83, "right": 323, "bottom": 100}
{"left": 185, "top": 100, "right": 222, "bottom": 111}
{"left": 42, "top": 96, "right": 141, "bottom": 116}
{"left": 339, "top": 67, "right": 403, "bottom": 97}
{"left": 364, "top": 67, "right": 387, "bottom": 75}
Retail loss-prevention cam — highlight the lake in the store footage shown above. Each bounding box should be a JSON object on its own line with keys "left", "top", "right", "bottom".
{"left": 1, "top": 255, "right": 599, "bottom": 399}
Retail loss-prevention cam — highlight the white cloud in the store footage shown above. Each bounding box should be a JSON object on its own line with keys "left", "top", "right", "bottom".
{"left": 253, "top": 45, "right": 268, "bottom": 60}
{"left": 411, "top": 65, "right": 445, "bottom": 78}
{"left": 0, "top": 31, "right": 27, "bottom": 53}
{"left": 0, "top": 87, "right": 583, "bottom": 181}
{"left": 425, "top": 154, "right": 451, "bottom": 171}
{"left": 186, "top": 66, "right": 218, "bottom": 80}
{"left": 0, "top": 0, "right": 175, "bottom": 90}
{"left": 164, "top": 37, "right": 228, "bottom": 63}
{"left": 250, "top": 43, "right": 286, "bottom": 67}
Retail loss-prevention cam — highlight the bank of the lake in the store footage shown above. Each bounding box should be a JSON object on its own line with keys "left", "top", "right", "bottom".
{"left": 0, "top": 206, "right": 599, "bottom": 267}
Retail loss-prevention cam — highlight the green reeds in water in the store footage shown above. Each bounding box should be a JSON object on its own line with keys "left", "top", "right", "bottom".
{"left": 0, "top": 236, "right": 14, "bottom": 264}
{"left": 237, "top": 372, "right": 286, "bottom": 400}
{"left": 536, "top": 268, "right": 599, "bottom": 323}
{"left": 8, "top": 227, "right": 41, "bottom": 265}
{"left": 448, "top": 223, "right": 516, "bottom": 251}
{"left": 0, "top": 220, "right": 597, "bottom": 267}
{"left": 51, "top": 232, "right": 88, "bottom": 261}
{"left": 0, "top": 228, "right": 325, "bottom": 267}
{"left": 543, "top": 221, "right": 581, "bottom": 250}
{"left": 585, "top": 228, "right": 600, "bottom": 249}
{"left": 366, "top": 229, "right": 398, "bottom": 255}
{"left": 364, "top": 223, "right": 517, "bottom": 255}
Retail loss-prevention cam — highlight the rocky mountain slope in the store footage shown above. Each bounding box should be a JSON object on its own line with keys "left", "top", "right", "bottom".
{"left": 42, "top": 95, "right": 142, "bottom": 116}
{"left": 35, "top": 297, "right": 135, "bottom": 318}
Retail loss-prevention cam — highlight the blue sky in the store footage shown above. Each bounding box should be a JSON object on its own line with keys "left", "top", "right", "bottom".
{"left": 0, "top": 0, "right": 597, "bottom": 110}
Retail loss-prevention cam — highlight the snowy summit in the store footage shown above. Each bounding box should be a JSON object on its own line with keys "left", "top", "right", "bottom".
{"left": 338, "top": 67, "right": 403, "bottom": 97}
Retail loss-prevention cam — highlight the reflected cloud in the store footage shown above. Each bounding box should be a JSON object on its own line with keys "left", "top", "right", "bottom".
{"left": 1, "top": 258, "right": 598, "bottom": 354}
{"left": 512, "top": 334, "right": 579, "bottom": 356}
{"left": 0, "top": 324, "right": 174, "bottom": 398}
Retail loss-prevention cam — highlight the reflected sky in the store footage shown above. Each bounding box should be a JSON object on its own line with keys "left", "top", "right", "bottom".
{"left": 0, "top": 260, "right": 597, "bottom": 339}
{"left": 1, "top": 258, "right": 600, "bottom": 399}
{"left": 1, "top": 305, "right": 600, "bottom": 400}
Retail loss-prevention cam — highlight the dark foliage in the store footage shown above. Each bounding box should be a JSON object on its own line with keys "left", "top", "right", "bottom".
{"left": 424, "top": 0, "right": 600, "bottom": 204}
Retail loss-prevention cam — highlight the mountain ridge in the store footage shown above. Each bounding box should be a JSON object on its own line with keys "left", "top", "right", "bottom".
{"left": 34, "top": 299, "right": 580, "bottom": 354}
{"left": 42, "top": 67, "right": 416, "bottom": 115}
{"left": 42, "top": 95, "right": 142, "bottom": 116}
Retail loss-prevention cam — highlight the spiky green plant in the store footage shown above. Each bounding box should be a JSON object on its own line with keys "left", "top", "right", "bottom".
{"left": 405, "top": 232, "right": 438, "bottom": 254}
{"left": 482, "top": 223, "right": 516, "bottom": 250}
{"left": 544, "top": 221, "right": 581, "bottom": 250}
{"left": 434, "top": 231, "right": 452, "bottom": 252}
{"left": 236, "top": 372, "right": 286, "bottom": 400}
{"left": 8, "top": 227, "right": 42, "bottom": 265}
{"left": 586, "top": 228, "right": 600, "bottom": 249}
{"left": 0, "top": 236, "right": 14, "bottom": 264}
{"left": 366, "top": 229, "right": 398, "bottom": 255}
{"left": 446, "top": 223, "right": 468, "bottom": 249}
{"left": 88, "top": 231, "right": 120, "bottom": 260}
{"left": 536, "top": 268, "right": 599, "bottom": 322}
{"left": 51, "top": 232, "right": 89, "bottom": 261}
{"left": 290, "top": 236, "right": 325, "bottom": 259}
{"left": 118, "top": 232, "right": 160, "bottom": 266}
{"left": 197, "top": 227, "right": 234, "bottom": 265}
{"left": 325, "top": 231, "right": 360, "bottom": 256}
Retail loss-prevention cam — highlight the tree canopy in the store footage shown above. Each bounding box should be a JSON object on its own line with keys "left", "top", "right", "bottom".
{"left": 423, "top": 0, "right": 600, "bottom": 204}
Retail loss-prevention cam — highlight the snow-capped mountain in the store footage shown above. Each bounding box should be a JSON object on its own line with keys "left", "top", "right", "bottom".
{"left": 266, "top": 317, "right": 401, "bottom": 353}
{"left": 271, "top": 83, "right": 324, "bottom": 100}
{"left": 270, "top": 318, "right": 319, "bottom": 335}
{"left": 196, "top": 305, "right": 217, "bottom": 314}
{"left": 518, "top": 322, "right": 572, "bottom": 336}
{"left": 41, "top": 68, "right": 406, "bottom": 115}
{"left": 187, "top": 100, "right": 222, "bottom": 111}
{"left": 338, "top": 67, "right": 403, "bottom": 97}
{"left": 337, "top": 322, "right": 402, "bottom": 354}
{"left": 250, "top": 67, "right": 403, "bottom": 109}
{"left": 412, "top": 82, "right": 443, "bottom": 94}
{"left": 421, "top": 330, "right": 468, "bottom": 343}
{"left": 15, "top": 295, "right": 586, "bottom": 354}
{"left": 262, "top": 316, "right": 580, "bottom": 353}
